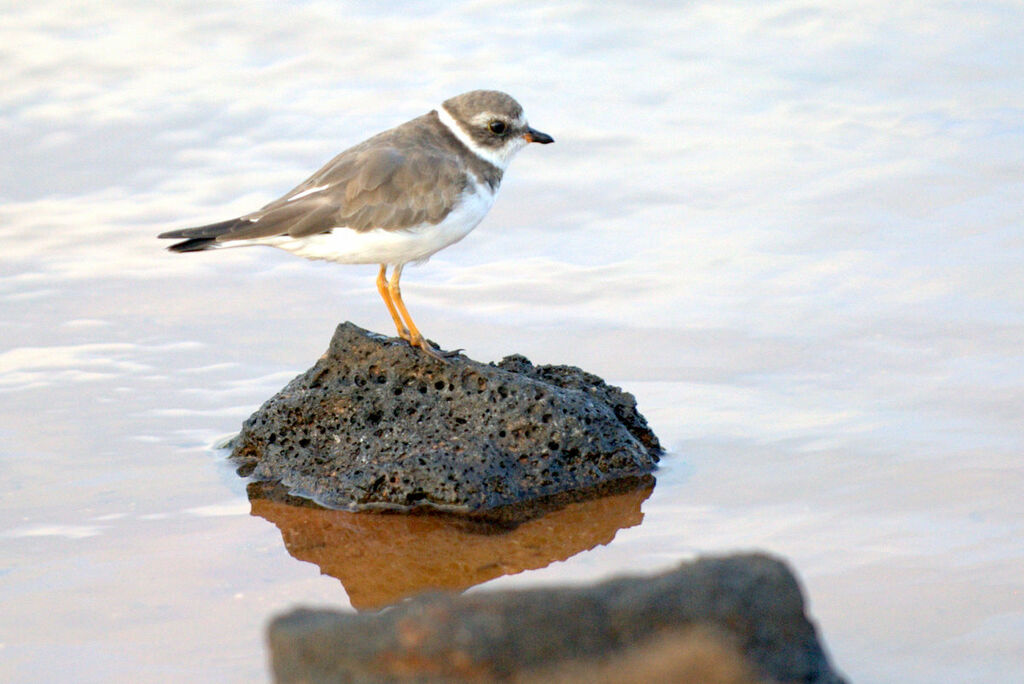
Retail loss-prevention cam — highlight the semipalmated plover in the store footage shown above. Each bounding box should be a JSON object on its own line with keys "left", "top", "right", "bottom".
{"left": 159, "top": 90, "right": 553, "bottom": 360}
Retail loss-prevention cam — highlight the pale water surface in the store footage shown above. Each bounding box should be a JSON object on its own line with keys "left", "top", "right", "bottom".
{"left": 2, "top": 2, "right": 1023, "bottom": 682}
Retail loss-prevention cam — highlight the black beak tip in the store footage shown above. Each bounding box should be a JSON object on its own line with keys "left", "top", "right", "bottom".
{"left": 526, "top": 127, "right": 554, "bottom": 144}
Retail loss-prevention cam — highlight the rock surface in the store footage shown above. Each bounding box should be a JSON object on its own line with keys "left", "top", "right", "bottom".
{"left": 268, "top": 553, "right": 847, "bottom": 684}
{"left": 231, "top": 322, "right": 661, "bottom": 513}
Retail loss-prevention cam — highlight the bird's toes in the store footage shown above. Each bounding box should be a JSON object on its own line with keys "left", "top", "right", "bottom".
{"left": 408, "top": 336, "right": 455, "bottom": 364}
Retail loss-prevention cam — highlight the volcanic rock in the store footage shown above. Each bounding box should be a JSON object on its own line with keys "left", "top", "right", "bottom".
{"left": 230, "top": 322, "right": 660, "bottom": 513}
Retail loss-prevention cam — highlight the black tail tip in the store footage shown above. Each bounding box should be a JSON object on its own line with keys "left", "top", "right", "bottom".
{"left": 167, "top": 237, "right": 217, "bottom": 253}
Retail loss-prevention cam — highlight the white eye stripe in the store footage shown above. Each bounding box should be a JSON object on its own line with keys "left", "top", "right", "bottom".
{"left": 470, "top": 112, "right": 499, "bottom": 127}
{"left": 468, "top": 111, "right": 526, "bottom": 128}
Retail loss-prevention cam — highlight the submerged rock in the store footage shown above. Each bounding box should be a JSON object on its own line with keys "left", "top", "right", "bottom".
{"left": 268, "top": 553, "right": 847, "bottom": 684}
{"left": 231, "top": 322, "right": 660, "bottom": 513}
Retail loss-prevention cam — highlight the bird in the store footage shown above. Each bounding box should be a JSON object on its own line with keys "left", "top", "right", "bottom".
{"left": 159, "top": 90, "right": 553, "bottom": 360}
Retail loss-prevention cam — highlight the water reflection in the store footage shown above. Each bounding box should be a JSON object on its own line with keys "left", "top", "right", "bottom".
{"left": 248, "top": 477, "right": 654, "bottom": 611}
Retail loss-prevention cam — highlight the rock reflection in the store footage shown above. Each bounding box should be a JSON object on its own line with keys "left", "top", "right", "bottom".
{"left": 248, "top": 477, "right": 655, "bottom": 611}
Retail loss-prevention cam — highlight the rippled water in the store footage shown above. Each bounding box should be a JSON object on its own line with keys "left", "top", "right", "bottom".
{"left": 2, "top": 2, "right": 1023, "bottom": 682}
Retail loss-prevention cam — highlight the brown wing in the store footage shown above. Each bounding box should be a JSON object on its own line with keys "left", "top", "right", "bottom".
{"left": 162, "top": 145, "right": 468, "bottom": 246}
{"left": 159, "top": 112, "right": 476, "bottom": 247}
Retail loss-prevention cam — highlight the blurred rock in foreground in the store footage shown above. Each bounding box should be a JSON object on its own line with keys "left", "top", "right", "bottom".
{"left": 231, "top": 322, "right": 661, "bottom": 515}
{"left": 268, "top": 553, "right": 846, "bottom": 684}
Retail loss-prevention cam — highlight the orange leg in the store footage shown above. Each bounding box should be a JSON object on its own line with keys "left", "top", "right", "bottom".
{"left": 388, "top": 264, "right": 446, "bottom": 361}
{"left": 377, "top": 264, "right": 410, "bottom": 341}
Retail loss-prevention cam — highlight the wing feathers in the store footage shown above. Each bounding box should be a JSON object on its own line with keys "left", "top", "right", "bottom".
{"left": 157, "top": 217, "right": 250, "bottom": 240}
{"left": 160, "top": 111, "right": 481, "bottom": 248}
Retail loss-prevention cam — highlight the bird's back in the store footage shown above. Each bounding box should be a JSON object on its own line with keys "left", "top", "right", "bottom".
{"left": 159, "top": 110, "right": 504, "bottom": 248}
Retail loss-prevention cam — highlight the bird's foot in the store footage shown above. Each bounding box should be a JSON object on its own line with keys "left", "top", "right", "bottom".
{"left": 409, "top": 336, "right": 462, "bottom": 363}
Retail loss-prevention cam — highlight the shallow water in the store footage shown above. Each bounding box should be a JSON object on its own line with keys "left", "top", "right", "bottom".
{"left": 2, "top": 2, "right": 1023, "bottom": 682}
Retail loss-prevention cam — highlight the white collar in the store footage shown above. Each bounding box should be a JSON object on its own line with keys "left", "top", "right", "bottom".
{"left": 437, "top": 104, "right": 526, "bottom": 171}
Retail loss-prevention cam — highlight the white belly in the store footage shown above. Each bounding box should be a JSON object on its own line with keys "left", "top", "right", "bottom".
{"left": 240, "top": 181, "right": 496, "bottom": 266}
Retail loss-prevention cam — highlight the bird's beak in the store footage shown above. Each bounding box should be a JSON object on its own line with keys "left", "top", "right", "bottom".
{"left": 523, "top": 127, "right": 554, "bottom": 144}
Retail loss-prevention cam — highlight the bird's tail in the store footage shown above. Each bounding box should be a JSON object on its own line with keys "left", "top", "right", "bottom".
{"left": 164, "top": 237, "right": 218, "bottom": 252}
{"left": 157, "top": 217, "right": 252, "bottom": 252}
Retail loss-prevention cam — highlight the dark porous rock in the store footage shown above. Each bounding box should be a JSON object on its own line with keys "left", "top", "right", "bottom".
{"left": 267, "top": 553, "right": 847, "bottom": 684}
{"left": 231, "top": 322, "right": 661, "bottom": 513}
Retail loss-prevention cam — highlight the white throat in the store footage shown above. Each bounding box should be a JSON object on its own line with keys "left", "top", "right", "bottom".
{"left": 437, "top": 104, "right": 525, "bottom": 171}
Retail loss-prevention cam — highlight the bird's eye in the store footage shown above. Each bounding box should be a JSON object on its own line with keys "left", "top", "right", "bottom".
{"left": 488, "top": 120, "right": 507, "bottom": 135}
